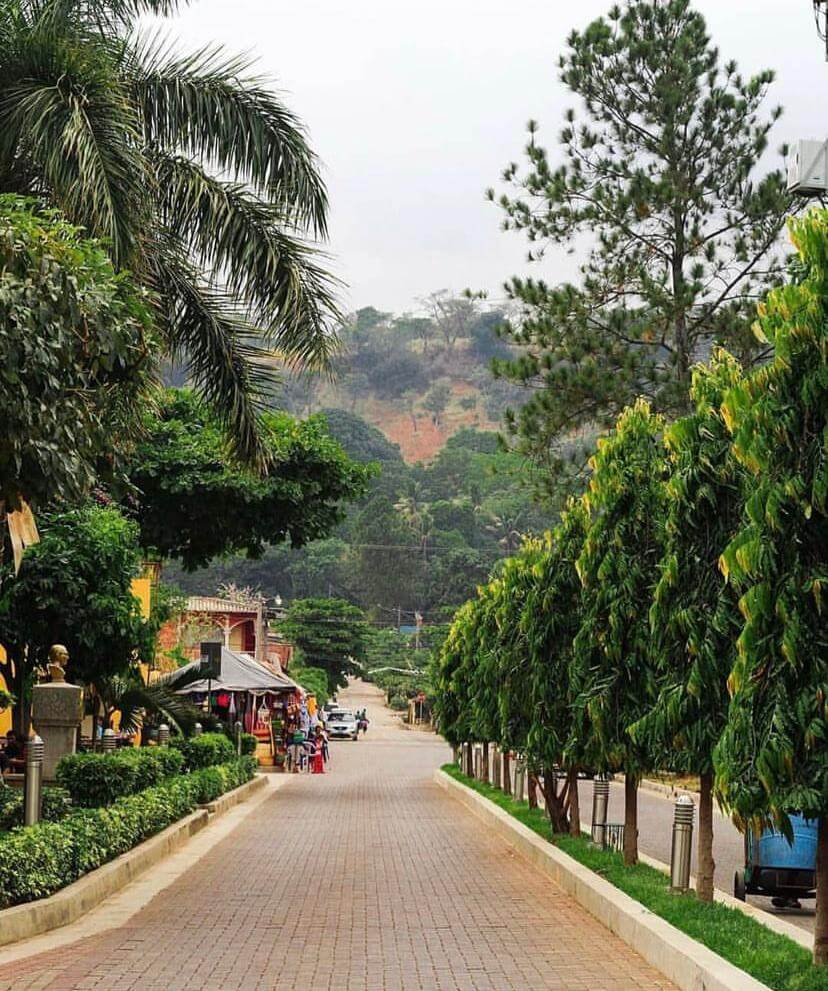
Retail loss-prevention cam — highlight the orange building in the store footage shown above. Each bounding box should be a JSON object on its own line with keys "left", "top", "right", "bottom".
{"left": 157, "top": 595, "right": 292, "bottom": 671}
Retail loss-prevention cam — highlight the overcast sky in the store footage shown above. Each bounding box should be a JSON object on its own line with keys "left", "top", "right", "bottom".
{"left": 156, "top": 1, "right": 826, "bottom": 314}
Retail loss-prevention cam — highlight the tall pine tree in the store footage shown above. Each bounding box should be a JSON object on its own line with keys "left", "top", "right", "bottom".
{"left": 489, "top": 0, "right": 792, "bottom": 496}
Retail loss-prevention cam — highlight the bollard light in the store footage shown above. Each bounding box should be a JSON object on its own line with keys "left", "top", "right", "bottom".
{"left": 234, "top": 719, "right": 243, "bottom": 756}
{"left": 101, "top": 728, "right": 117, "bottom": 752}
{"left": 670, "top": 794, "right": 695, "bottom": 892}
{"left": 591, "top": 775, "right": 610, "bottom": 847}
{"left": 158, "top": 723, "right": 170, "bottom": 746}
{"left": 193, "top": 722, "right": 203, "bottom": 737}
{"left": 24, "top": 735, "right": 44, "bottom": 826}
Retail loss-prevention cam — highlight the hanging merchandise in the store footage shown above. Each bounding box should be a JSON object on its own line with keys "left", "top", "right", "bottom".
{"left": 228, "top": 693, "right": 237, "bottom": 716}
{"left": 216, "top": 692, "right": 231, "bottom": 709}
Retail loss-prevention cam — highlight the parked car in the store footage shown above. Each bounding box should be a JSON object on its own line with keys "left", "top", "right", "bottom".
{"left": 327, "top": 710, "right": 358, "bottom": 741}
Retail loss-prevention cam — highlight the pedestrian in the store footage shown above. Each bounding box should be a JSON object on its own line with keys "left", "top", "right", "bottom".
{"left": 311, "top": 726, "right": 326, "bottom": 774}
{"left": 358, "top": 709, "right": 369, "bottom": 736}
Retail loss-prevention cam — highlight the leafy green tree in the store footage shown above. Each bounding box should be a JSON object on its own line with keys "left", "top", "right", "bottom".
{"left": 120, "top": 390, "right": 372, "bottom": 569}
{"left": 431, "top": 599, "right": 479, "bottom": 751}
{"left": 0, "top": 195, "right": 153, "bottom": 509}
{"left": 629, "top": 352, "right": 746, "bottom": 900}
{"left": 347, "top": 494, "right": 422, "bottom": 614}
{"left": 490, "top": 0, "right": 792, "bottom": 495}
{"left": 713, "top": 212, "right": 828, "bottom": 964}
{"left": 0, "top": 0, "right": 337, "bottom": 461}
{"left": 289, "top": 663, "right": 330, "bottom": 704}
{"left": 524, "top": 499, "right": 590, "bottom": 835}
{"left": 278, "top": 597, "right": 368, "bottom": 694}
{"left": 0, "top": 506, "right": 151, "bottom": 734}
{"left": 572, "top": 399, "right": 667, "bottom": 865}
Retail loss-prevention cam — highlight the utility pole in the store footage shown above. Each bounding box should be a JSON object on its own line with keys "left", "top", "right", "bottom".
{"left": 397, "top": 605, "right": 401, "bottom": 633}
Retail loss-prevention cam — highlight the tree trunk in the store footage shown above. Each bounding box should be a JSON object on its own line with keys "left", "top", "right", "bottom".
{"left": 527, "top": 773, "right": 538, "bottom": 810}
{"left": 482, "top": 742, "right": 490, "bottom": 784}
{"left": 542, "top": 768, "right": 569, "bottom": 834}
{"left": 815, "top": 815, "right": 828, "bottom": 965}
{"left": 697, "top": 772, "right": 715, "bottom": 902}
{"left": 567, "top": 767, "right": 581, "bottom": 837}
{"left": 623, "top": 774, "right": 639, "bottom": 867}
{"left": 503, "top": 752, "right": 511, "bottom": 796}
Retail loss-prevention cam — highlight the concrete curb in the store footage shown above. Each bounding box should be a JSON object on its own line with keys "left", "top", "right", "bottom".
{"left": 435, "top": 769, "right": 772, "bottom": 991}
{"left": 0, "top": 774, "right": 266, "bottom": 949}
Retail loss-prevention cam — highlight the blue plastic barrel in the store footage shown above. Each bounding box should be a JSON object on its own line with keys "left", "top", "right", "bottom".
{"left": 756, "top": 815, "right": 818, "bottom": 872}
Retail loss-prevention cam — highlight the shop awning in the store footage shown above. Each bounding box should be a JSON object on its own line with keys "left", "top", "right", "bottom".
{"left": 172, "top": 647, "right": 298, "bottom": 694}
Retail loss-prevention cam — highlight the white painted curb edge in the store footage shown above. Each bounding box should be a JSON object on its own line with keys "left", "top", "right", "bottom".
{"left": 435, "top": 769, "right": 772, "bottom": 991}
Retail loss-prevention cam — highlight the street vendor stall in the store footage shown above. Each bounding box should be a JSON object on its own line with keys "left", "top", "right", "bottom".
{"left": 171, "top": 647, "right": 303, "bottom": 765}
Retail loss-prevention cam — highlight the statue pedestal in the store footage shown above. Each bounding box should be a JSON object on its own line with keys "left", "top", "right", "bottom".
{"left": 32, "top": 682, "right": 84, "bottom": 780}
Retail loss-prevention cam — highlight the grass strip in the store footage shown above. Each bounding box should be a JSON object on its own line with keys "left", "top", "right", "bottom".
{"left": 442, "top": 763, "right": 825, "bottom": 991}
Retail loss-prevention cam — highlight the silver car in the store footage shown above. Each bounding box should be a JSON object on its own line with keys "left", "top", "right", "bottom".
{"left": 327, "top": 709, "right": 358, "bottom": 741}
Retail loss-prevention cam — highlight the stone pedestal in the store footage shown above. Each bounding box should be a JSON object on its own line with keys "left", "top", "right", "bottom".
{"left": 31, "top": 682, "right": 84, "bottom": 780}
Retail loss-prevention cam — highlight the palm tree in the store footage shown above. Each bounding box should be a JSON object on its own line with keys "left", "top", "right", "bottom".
{"left": 96, "top": 667, "right": 203, "bottom": 740}
{"left": 0, "top": 0, "right": 338, "bottom": 462}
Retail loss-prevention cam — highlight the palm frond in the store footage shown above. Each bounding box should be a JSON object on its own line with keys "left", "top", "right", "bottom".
{"left": 0, "top": 31, "right": 149, "bottom": 265}
{"left": 148, "top": 233, "right": 275, "bottom": 465}
{"left": 130, "top": 37, "right": 328, "bottom": 236}
{"left": 153, "top": 152, "right": 340, "bottom": 370}
{"left": 104, "top": 670, "right": 202, "bottom": 736}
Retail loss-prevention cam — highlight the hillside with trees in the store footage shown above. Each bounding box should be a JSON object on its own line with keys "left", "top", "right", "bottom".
{"left": 276, "top": 296, "right": 525, "bottom": 462}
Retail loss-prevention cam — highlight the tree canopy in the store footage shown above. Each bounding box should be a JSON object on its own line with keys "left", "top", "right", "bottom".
{"left": 0, "top": 505, "right": 153, "bottom": 732}
{"left": 0, "top": 0, "right": 338, "bottom": 461}
{"left": 490, "top": 0, "right": 792, "bottom": 495}
{"left": 714, "top": 212, "right": 828, "bottom": 835}
{"left": 0, "top": 195, "right": 153, "bottom": 509}
{"left": 278, "top": 597, "right": 369, "bottom": 695}
{"left": 119, "top": 390, "right": 373, "bottom": 570}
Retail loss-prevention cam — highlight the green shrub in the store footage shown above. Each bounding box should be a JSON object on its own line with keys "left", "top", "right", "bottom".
{"left": 56, "top": 747, "right": 184, "bottom": 807}
{"left": 172, "top": 732, "right": 235, "bottom": 771}
{"left": 0, "top": 759, "right": 256, "bottom": 908}
{"left": 0, "top": 787, "right": 72, "bottom": 831}
{"left": 240, "top": 733, "right": 258, "bottom": 757}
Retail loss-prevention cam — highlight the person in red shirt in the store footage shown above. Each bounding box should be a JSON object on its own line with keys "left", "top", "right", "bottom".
{"left": 311, "top": 726, "right": 326, "bottom": 774}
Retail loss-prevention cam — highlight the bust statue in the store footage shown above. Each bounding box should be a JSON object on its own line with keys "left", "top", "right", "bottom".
{"left": 47, "top": 644, "right": 69, "bottom": 683}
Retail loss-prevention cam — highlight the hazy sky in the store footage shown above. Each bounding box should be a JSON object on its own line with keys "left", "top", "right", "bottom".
{"left": 156, "top": 1, "right": 827, "bottom": 314}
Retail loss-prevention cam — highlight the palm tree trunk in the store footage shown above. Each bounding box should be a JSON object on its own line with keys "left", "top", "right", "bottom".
{"left": 623, "top": 774, "right": 639, "bottom": 866}
{"left": 567, "top": 767, "right": 581, "bottom": 837}
{"left": 815, "top": 815, "right": 828, "bottom": 966}
{"left": 697, "top": 772, "right": 715, "bottom": 902}
{"left": 503, "top": 752, "right": 511, "bottom": 796}
{"left": 481, "top": 742, "right": 489, "bottom": 783}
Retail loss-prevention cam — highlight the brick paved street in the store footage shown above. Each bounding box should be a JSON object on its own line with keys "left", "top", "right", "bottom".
{"left": 1, "top": 682, "right": 674, "bottom": 991}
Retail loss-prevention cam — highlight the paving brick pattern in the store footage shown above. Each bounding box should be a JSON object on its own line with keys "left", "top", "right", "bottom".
{"left": 2, "top": 688, "right": 674, "bottom": 991}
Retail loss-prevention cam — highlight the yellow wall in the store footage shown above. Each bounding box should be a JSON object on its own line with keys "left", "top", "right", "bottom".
{"left": 0, "top": 578, "right": 152, "bottom": 738}
{"left": 132, "top": 576, "right": 152, "bottom": 620}
{"left": 0, "top": 646, "right": 10, "bottom": 735}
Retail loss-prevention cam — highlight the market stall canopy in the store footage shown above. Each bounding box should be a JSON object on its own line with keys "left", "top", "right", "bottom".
{"left": 171, "top": 647, "right": 298, "bottom": 694}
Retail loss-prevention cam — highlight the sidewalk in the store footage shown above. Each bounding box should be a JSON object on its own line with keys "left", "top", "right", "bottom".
{"left": 3, "top": 683, "right": 675, "bottom": 991}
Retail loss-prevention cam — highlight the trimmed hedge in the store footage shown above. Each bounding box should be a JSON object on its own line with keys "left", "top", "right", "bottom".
{"left": 0, "top": 787, "right": 72, "bottom": 832}
{"left": 56, "top": 747, "right": 184, "bottom": 807}
{"left": 0, "top": 758, "right": 256, "bottom": 908}
{"left": 172, "top": 732, "right": 236, "bottom": 770}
